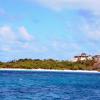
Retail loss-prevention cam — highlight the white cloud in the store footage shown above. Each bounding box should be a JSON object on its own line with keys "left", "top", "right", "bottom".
{"left": 52, "top": 39, "right": 80, "bottom": 52}
{"left": 33, "top": 0, "right": 100, "bottom": 41}
{"left": 75, "top": 16, "right": 100, "bottom": 41}
{"left": 33, "top": 0, "right": 100, "bottom": 14}
{"left": 0, "top": 25, "right": 47, "bottom": 53}
{"left": 22, "top": 43, "right": 31, "bottom": 49}
{"left": 0, "top": 25, "right": 34, "bottom": 52}
{"left": 0, "top": 26, "right": 17, "bottom": 42}
{"left": 83, "top": 23, "right": 100, "bottom": 41}
{"left": 19, "top": 26, "right": 33, "bottom": 41}
{"left": 0, "top": 46, "right": 12, "bottom": 52}
{"left": 0, "top": 26, "right": 33, "bottom": 42}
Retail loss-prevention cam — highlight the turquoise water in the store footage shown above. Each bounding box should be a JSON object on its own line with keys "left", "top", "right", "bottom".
{"left": 0, "top": 71, "right": 100, "bottom": 100}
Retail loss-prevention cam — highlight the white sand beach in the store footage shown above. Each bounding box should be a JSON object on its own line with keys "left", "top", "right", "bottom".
{"left": 0, "top": 68, "right": 99, "bottom": 73}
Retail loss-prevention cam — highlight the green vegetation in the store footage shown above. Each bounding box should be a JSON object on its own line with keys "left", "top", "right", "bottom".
{"left": 0, "top": 59, "right": 97, "bottom": 70}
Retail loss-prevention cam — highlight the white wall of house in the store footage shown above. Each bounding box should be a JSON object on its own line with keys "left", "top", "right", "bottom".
{"left": 87, "top": 56, "right": 93, "bottom": 60}
{"left": 80, "top": 57, "right": 87, "bottom": 61}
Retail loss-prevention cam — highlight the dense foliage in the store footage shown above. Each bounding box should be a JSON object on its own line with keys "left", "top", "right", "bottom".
{"left": 0, "top": 59, "right": 97, "bottom": 70}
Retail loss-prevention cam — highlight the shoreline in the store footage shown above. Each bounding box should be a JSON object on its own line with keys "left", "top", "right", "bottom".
{"left": 0, "top": 68, "right": 99, "bottom": 73}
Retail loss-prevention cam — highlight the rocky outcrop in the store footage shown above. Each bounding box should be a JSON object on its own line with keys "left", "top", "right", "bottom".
{"left": 93, "top": 62, "right": 100, "bottom": 70}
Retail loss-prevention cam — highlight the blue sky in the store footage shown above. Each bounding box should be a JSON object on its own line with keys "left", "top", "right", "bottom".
{"left": 0, "top": 0, "right": 100, "bottom": 61}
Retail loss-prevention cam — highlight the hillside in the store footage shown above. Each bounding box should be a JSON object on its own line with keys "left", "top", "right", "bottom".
{"left": 0, "top": 59, "right": 99, "bottom": 71}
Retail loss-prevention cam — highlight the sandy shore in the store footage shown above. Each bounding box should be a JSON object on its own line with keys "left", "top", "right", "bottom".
{"left": 0, "top": 68, "right": 99, "bottom": 73}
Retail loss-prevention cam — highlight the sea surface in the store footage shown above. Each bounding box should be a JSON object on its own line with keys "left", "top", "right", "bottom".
{"left": 0, "top": 71, "right": 100, "bottom": 100}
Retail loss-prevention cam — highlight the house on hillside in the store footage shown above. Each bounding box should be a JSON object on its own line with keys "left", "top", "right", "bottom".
{"left": 72, "top": 53, "right": 93, "bottom": 62}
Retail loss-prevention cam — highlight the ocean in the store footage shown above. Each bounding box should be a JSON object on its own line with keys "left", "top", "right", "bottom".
{"left": 0, "top": 71, "right": 100, "bottom": 100}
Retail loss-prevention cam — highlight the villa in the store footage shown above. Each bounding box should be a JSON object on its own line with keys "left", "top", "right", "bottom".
{"left": 72, "top": 53, "right": 100, "bottom": 63}
{"left": 72, "top": 53, "right": 93, "bottom": 62}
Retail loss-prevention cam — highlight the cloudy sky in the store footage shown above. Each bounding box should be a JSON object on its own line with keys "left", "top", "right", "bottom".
{"left": 0, "top": 0, "right": 100, "bottom": 61}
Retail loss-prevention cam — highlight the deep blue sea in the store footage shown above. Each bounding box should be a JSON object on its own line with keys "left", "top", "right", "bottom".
{"left": 0, "top": 71, "right": 100, "bottom": 100}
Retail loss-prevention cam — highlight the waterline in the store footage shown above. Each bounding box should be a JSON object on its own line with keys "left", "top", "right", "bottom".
{"left": 0, "top": 68, "right": 99, "bottom": 73}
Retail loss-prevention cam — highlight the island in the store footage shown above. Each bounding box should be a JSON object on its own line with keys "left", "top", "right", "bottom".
{"left": 0, "top": 53, "right": 100, "bottom": 71}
